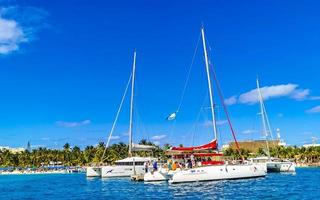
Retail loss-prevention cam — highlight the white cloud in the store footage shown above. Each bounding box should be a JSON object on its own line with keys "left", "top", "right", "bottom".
{"left": 242, "top": 129, "right": 258, "bottom": 134}
{"left": 153, "top": 141, "right": 160, "bottom": 146}
{"left": 0, "top": 17, "right": 26, "bottom": 54}
{"left": 122, "top": 132, "right": 129, "bottom": 136}
{"left": 306, "top": 106, "right": 320, "bottom": 114}
{"left": 239, "top": 84, "right": 298, "bottom": 104}
{"left": 55, "top": 120, "right": 91, "bottom": 128}
{"left": 277, "top": 113, "right": 284, "bottom": 117}
{"left": 216, "top": 120, "right": 228, "bottom": 126}
{"left": 203, "top": 120, "right": 227, "bottom": 127}
{"left": 151, "top": 135, "right": 166, "bottom": 140}
{"left": 290, "top": 89, "right": 310, "bottom": 100}
{"left": 31, "top": 144, "right": 45, "bottom": 148}
{"left": 110, "top": 135, "right": 120, "bottom": 140}
{"left": 309, "top": 96, "right": 320, "bottom": 100}
{"left": 224, "top": 96, "right": 237, "bottom": 105}
{"left": 226, "top": 83, "right": 318, "bottom": 105}
{"left": 0, "top": 6, "right": 48, "bottom": 55}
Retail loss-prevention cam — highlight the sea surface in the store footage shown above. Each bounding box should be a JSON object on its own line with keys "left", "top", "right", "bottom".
{"left": 0, "top": 168, "right": 319, "bottom": 200}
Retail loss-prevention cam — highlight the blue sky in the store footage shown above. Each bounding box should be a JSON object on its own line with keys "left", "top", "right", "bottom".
{"left": 0, "top": 0, "right": 319, "bottom": 149}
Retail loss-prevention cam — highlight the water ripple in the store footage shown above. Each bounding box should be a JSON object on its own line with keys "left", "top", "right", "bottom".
{"left": 0, "top": 168, "right": 319, "bottom": 199}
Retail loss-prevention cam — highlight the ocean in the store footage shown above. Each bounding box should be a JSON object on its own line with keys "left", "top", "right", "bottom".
{"left": 0, "top": 168, "right": 319, "bottom": 200}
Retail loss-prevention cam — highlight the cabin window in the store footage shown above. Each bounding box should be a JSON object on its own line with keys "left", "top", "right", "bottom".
{"left": 115, "top": 161, "right": 145, "bottom": 166}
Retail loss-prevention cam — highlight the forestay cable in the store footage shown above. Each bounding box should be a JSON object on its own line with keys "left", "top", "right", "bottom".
{"left": 101, "top": 73, "right": 133, "bottom": 163}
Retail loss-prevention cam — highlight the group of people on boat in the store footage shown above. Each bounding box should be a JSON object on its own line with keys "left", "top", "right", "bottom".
{"left": 144, "top": 160, "right": 158, "bottom": 173}
{"left": 143, "top": 153, "right": 222, "bottom": 174}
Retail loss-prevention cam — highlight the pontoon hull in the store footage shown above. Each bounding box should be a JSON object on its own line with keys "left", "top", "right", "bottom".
{"left": 267, "top": 161, "right": 296, "bottom": 172}
{"left": 143, "top": 168, "right": 175, "bottom": 182}
{"left": 169, "top": 164, "right": 266, "bottom": 184}
{"left": 86, "top": 167, "right": 102, "bottom": 177}
{"left": 101, "top": 165, "right": 145, "bottom": 178}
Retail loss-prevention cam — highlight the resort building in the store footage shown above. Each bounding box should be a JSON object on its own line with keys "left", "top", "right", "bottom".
{"left": 228, "top": 140, "right": 281, "bottom": 153}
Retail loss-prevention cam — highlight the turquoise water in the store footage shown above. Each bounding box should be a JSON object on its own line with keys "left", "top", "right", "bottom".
{"left": 0, "top": 168, "right": 319, "bottom": 199}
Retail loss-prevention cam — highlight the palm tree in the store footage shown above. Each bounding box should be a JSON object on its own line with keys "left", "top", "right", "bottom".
{"left": 63, "top": 143, "right": 70, "bottom": 151}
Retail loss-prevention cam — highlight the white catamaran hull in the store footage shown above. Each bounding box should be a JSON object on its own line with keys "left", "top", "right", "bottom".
{"left": 169, "top": 164, "right": 266, "bottom": 184}
{"left": 255, "top": 162, "right": 267, "bottom": 173}
{"left": 267, "top": 161, "right": 296, "bottom": 172}
{"left": 101, "top": 165, "right": 145, "bottom": 178}
{"left": 144, "top": 168, "right": 178, "bottom": 182}
{"left": 86, "top": 167, "right": 102, "bottom": 177}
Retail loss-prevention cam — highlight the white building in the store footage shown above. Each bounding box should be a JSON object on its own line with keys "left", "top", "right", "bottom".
{"left": 302, "top": 143, "right": 320, "bottom": 148}
{"left": 0, "top": 146, "right": 25, "bottom": 153}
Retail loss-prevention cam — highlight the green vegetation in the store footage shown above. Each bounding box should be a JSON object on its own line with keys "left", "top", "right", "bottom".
{"left": 1, "top": 142, "right": 320, "bottom": 167}
{"left": 223, "top": 146, "right": 320, "bottom": 164}
{"left": 0, "top": 140, "right": 166, "bottom": 168}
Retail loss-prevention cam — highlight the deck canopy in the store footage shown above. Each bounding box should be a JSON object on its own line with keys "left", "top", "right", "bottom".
{"left": 166, "top": 140, "right": 218, "bottom": 155}
{"left": 170, "top": 139, "right": 217, "bottom": 151}
{"left": 131, "top": 143, "right": 156, "bottom": 152}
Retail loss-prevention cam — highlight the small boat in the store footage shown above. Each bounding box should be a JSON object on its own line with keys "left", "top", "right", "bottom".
{"left": 249, "top": 156, "right": 268, "bottom": 172}
{"left": 101, "top": 156, "right": 155, "bottom": 178}
{"left": 255, "top": 79, "right": 296, "bottom": 173}
{"left": 266, "top": 160, "right": 296, "bottom": 172}
{"left": 250, "top": 156, "right": 295, "bottom": 173}
{"left": 87, "top": 51, "right": 156, "bottom": 178}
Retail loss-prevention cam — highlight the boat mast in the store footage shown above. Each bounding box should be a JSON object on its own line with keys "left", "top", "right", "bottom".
{"left": 128, "top": 50, "right": 136, "bottom": 156}
{"left": 201, "top": 27, "right": 218, "bottom": 141}
{"left": 256, "top": 78, "right": 271, "bottom": 160}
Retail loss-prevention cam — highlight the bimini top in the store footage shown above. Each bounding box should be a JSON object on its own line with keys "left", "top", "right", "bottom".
{"left": 131, "top": 143, "right": 156, "bottom": 152}
{"left": 168, "top": 139, "right": 218, "bottom": 152}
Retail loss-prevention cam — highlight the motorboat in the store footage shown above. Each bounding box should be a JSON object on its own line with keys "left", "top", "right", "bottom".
{"left": 255, "top": 79, "right": 296, "bottom": 173}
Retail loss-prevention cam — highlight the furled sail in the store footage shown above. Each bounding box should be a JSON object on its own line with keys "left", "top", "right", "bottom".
{"left": 170, "top": 139, "right": 217, "bottom": 151}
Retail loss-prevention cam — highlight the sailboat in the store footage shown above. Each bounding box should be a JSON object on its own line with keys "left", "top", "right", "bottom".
{"left": 86, "top": 51, "right": 156, "bottom": 178}
{"left": 164, "top": 27, "right": 266, "bottom": 184}
{"left": 255, "top": 79, "right": 296, "bottom": 173}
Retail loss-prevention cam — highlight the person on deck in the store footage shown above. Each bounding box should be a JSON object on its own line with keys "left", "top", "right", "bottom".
{"left": 152, "top": 160, "right": 158, "bottom": 171}
{"left": 187, "top": 159, "right": 192, "bottom": 169}
{"left": 144, "top": 161, "right": 149, "bottom": 173}
{"left": 167, "top": 160, "right": 172, "bottom": 170}
{"left": 172, "top": 162, "right": 177, "bottom": 171}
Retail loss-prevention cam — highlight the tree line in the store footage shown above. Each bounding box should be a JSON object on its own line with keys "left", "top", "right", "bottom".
{"left": 0, "top": 140, "right": 167, "bottom": 168}
{"left": 1, "top": 141, "right": 319, "bottom": 167}
{"left": 223, "top": 145, "right": 320, "bottom": 164}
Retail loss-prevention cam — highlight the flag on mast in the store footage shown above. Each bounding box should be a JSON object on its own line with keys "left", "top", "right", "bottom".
{"left": 166, "top": 112, "right": 177, "bottom": 121}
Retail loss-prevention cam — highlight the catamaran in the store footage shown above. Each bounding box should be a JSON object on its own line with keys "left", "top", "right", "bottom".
{"left": 255, "top": 79, "right": 296, "bottom": 173}
{"left": 145, "top": 27, "right": 266, "bottom": 183}
{"left": 86, "top": 51, "right": 156, "bottom": 178}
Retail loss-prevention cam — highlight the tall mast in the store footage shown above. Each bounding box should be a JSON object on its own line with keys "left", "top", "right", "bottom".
{"left": 128, "top": 50, "right": 136, "bottom": 156}
{"left": 256, "top": 78, "right": 270, "bottom": 159}
{"left": 201, "top": 27, "right": 218, "bottom": 141}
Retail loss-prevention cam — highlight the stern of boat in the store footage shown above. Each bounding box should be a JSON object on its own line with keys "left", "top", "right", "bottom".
{"left": 86, "top": 166, "right": 102, "bottom": 177}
